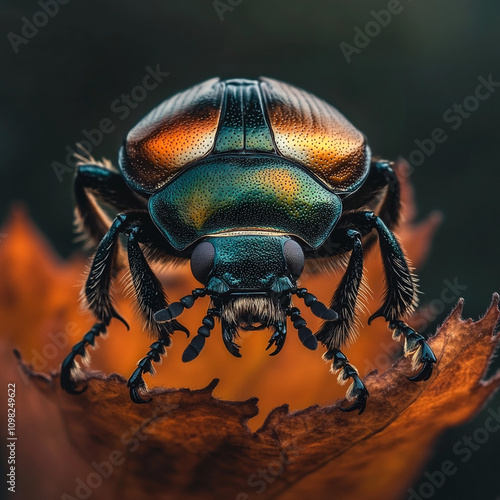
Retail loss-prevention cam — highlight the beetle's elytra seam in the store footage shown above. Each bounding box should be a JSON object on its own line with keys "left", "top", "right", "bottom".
{"left": 213, "top": 80, "right": 275, "bottom": 154}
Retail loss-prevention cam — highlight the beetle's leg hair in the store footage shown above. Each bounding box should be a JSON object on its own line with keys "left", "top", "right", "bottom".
{"left": 74, "top": 163, "right": 147, "bottom": 247}
{"left": 315, "top": 229, "right": 364, "bottom": 351}
{"left": 324, "top": 348, "right": 369, "bottom": 415}
{"left": 335, "top": 210, "right": 436, "bottom": 381}
{"left": 338, "top": 211, "right": 418, "bottom": 322}
{"left": 125, "top": 225, "right": 191, "bottom": 403}
{"left": 127, "top": 226, "right": 189, "bottom": 338}
{"left": 61, "top": 212, "right": 139, "bottom": 395}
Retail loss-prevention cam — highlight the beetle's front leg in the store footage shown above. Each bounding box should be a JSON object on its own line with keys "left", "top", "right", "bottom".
{"left": 125, "top": 225, "right": 189, "bottom": 403}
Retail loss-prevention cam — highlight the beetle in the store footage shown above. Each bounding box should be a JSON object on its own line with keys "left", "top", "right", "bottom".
{"left": 61, "top": 77, "right": 436, "bottom": 414}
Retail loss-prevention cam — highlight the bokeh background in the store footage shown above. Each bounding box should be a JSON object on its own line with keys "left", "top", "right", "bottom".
{"left": 1, "top": 1, "right": 499, "bottom": 498}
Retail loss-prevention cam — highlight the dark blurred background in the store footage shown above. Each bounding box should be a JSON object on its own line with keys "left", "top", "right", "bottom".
{"left": 1, "top": 1, "right": 499, "bottom": 498}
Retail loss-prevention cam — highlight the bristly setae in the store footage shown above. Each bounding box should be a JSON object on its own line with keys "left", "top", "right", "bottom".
{"left": 61, "top": 78, "right": 436, "bottom": 414}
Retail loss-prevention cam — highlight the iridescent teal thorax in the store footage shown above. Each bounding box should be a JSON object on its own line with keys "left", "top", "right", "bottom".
{"left": 149, "top": 154, "right": 341, "bottom": 250}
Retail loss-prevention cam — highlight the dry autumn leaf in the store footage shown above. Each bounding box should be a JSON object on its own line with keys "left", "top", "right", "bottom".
{"left": 15, "top": 295, "right": 500, "bottom": 500}
{"left": 1, "top": 167, "right": 498, "bottom": 500}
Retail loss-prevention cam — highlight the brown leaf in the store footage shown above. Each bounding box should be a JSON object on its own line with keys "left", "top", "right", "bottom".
{"left": 16, "top": 295, "right": 500, "bottom": 500}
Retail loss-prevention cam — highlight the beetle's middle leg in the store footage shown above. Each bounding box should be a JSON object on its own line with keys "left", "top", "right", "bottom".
{"left": 319, "top": 210, "right": 436, "bottom": 383}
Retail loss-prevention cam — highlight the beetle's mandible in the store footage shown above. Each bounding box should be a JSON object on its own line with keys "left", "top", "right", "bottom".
{"left": 61, "top": 77, "right": 436, "bottom": 413}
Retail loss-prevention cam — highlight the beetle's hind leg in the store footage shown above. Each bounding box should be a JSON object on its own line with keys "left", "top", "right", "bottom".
{"left": 389, "top": 321, "right": 436, "bottom": 381}
{"left": 60, "top": 323, "right": 108, "bottom": 394}
{"left": 361, "top": 210, "right": 437, "bottom": 380}
{"left": 310, "top": 208, "right": 436, "bottom": 413}
{"left": 62, "top": 164, "right": 149, "bottom": 393}
{"left": 74, "top": 162, "right": 147, "bottom": 247}
{"left": 343, "top": 159, "right": 401, "bottom": 232}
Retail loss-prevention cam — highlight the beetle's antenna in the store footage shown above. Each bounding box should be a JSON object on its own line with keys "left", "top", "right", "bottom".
{"left": 154, "top": 288, "right": 207, "bottom": 323}
{"left": 292, "top": 288, "right": 338, "bottom": 321}
{"left": 287, "top": 306, "right": 318, "bottom": 351}
{"left": 181, "top": 309, "right": 218, "bottom": 362}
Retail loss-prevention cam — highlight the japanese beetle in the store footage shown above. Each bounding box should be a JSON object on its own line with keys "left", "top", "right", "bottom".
{"left": 61, "top": 77, "right": 436, "bottom": 413}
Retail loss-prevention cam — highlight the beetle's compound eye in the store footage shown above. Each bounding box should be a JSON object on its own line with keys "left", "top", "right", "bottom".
{"left": 191, "top": 241, "right": 216, "bottom": 284}
{"left": 284, "top": 239, "right": 304, "bottom": 279}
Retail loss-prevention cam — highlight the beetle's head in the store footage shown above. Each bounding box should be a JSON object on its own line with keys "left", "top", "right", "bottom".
{"left": 154, "top": 234, "right": 337, "bottom": 359}
{"left": 191, "top": 234, "right": 302, "bottom": 331}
